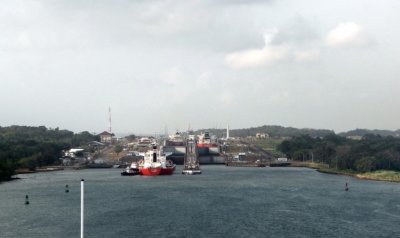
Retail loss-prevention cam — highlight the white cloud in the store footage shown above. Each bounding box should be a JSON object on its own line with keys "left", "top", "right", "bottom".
{"left": 293, "top": 50, "right": 320, "bottom": 62}
{"left": 269, "top": 90, "right": 290, "bottom": 102}
{"left": 16, "top": 32, "right": 32, "bottom": 48}
{"left": 219, "top": 91, "right": 233, "bottom": 104}
{"left": 224, "top": 30, "right": 290, "bottom": 69}
{"left": 325, "top": 22, "right": 371, "bottom": 48}
{"left": 196, "top": 71, "right": 212, "bottom": 89}
{"left": 225, "top": 30, "right": 320, "bottom": 69}
{"left": 160, "top": 65, "right": 183, "bottom": 86}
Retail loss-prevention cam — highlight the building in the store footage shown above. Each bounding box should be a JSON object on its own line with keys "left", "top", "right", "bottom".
{"left": 99, "top": 131, "right": 114, "bottom": 144}
{"left": 256, "top": 133, "right": 269, "bottom": 139}
{"left": 64, "top": 148, "right": 85, "bottom": 158}
{"left": 346, "top": 135, "right": 363, "bottom": 141}
{"left": 88, "top": 141, "right": 105, "bottom": 151}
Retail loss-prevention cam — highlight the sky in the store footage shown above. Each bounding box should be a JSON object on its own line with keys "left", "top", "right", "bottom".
{"left": 1, "top": 0, "right": 400, "bottom": 134}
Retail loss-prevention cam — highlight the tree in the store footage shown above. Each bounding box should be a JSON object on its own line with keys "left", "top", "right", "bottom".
{"left": 355, "top": 156, "right": 377, "bottom": 172}
{"left": 0, "top": 125, "right": 103, "bottom": 181}
{"left": 277, "top": 140, "right": 291, "bottom": 156}
{"left": 126, "top": 134, "right": 136, "bottom": 141}
{"left": 114, "top": 145, "right": 123, "bottom": 156}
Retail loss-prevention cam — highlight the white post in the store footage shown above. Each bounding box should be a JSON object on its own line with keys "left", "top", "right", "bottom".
{"left": 81, "top": 179, "right": 84, "bottom": 238}
{"left": 311, "top": 151, "right": 314, "bottom": 163}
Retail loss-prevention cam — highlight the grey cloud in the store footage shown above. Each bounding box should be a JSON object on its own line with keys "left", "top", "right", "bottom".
{"left": 271, "top": 16, "right": 321, "bottom": 46}
{"left": 1, "top": 0, "right": 400, "bottom": 133}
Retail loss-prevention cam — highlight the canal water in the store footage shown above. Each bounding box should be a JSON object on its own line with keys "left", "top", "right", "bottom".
{"left": 0, "top": 166, "right": 399, "bottom": 238}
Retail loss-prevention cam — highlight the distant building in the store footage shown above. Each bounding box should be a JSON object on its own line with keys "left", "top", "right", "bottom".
{"left": 256, "top": 133, "right": 269, "bottom": 139}
{"left": 64, "top": 148, "right": 85, "bottom": 158}
{"left": 346, "top": 135, "right": 363, "bottom": 141}
{"left": 99, "top": 131, "right": 114, "bottom": 143}
{"left": 88, "top": 141, "right": 105, "bottom": 150}
{"left": 88, "top": 141, "right": 105, "bottom": 147}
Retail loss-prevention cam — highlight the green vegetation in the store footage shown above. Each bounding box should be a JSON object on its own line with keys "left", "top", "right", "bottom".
{"left": 250, "top": 138, "right": 284, "bottom": 157}
{"left": 339, "top": 128, "right": 400, "bottom": 137}
{"left": 114, "top": 144, "right": 123, "bottom": 156}
{"left": 316, "top": 168, "right": 400, "bottom": 182}
{"left": 356, "top": 170, "right": 400, "bottom": 182}
{"left": 0, "top": 126, "right": 99, "bottom": 181}
{"left": 278, "top": 134, "right": 400, "bottom": 174}
{"left": 197, "top": 125, "right": 334, "bottom": 138}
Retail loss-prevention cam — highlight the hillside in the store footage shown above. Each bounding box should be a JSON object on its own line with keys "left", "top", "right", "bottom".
{"left": 0, "top": 125, "right": 99, "bottom": 181}
{"left": 196, "top": 125, "right": 334, "bottom": 138}
{"left": 339, "top": 129, "right": 400, "bottom": 137}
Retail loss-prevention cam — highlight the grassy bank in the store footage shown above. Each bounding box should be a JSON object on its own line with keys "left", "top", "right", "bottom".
{"left": 317, "top": 167, "right": 400, "bottom": 182}
{"left": 355, "top": 170, "right": 400, "bottom": 182}
{"left": 287, "top": 161, "right": 400, "bottom": 182}
{"left": 249, "top": 138, "right": 284, "bottom": 157}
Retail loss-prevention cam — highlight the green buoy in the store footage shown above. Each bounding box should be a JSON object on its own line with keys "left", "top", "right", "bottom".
{"left": 25, "top": 195, "right": 29, "bottom": 205}
{"left": 65, "top": 184, "right": 69, "bottom": 193}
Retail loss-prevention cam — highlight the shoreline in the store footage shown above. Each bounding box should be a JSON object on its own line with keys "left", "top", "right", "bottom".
{"left": 316, "top": 167, "right": 400, "bottom": 183}
{"left": 284, "top": 161, "right": 400, "bottom": 183}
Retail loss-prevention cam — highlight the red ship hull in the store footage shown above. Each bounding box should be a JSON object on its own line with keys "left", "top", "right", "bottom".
{"left": 140, "top": 167, "right": 162, "bottom": 176}
{"left": 140, "top": 166, "right": 175, "bottom": 176}
{"left": 160, "top": 166, "right": 176, "bottom": 175}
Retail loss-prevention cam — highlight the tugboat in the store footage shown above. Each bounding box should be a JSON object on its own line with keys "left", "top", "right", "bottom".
{"left": 121, "top": 162, "right": 140, "bottom": 176}
{"left": 138, "top": 145, "right": 176, "bottom": 176}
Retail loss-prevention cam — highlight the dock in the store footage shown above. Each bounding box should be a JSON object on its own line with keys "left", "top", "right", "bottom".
{"left": 226, "top": 161, "right": 267, "bottom": 167}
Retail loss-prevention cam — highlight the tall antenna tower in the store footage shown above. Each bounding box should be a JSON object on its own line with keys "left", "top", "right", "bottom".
{"left": 108, "top": 106, "right": 112, "bottom": 133}
{"left": 164, "top": 125, "right": 168, "bottom": 137}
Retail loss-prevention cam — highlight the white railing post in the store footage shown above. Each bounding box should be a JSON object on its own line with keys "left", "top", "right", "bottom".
{"left": 81, "top": 179, "right": 84, "bottom": 238}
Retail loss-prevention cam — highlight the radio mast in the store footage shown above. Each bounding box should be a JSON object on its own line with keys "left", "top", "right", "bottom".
{"left": 108, "top": 107, "right": 112, "bottom": 133}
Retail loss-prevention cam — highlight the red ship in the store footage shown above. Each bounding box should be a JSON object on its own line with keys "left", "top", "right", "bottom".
{"left": 138, "top": 145, "right": 175, "bottom": 176}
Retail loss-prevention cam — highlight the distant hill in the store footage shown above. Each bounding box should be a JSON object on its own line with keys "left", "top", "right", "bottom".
{"left": 339, "top": 128, "right": 400, "bottom": 137}
{"left": 196, "top": 125, "right": 334, "bottom": 138}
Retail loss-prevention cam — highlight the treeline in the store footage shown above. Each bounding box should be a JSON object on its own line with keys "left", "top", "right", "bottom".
{"left": 0, "top": 126, "right": 99, "bottom": 181}
{"left": 339, "top": 128, "right": 400, "bottom": 137}
{"left": 277, "top": 134, "right": 400, "bottom": 172}
{"left": 197, "top": 125, "right": 334, "bottom": 138}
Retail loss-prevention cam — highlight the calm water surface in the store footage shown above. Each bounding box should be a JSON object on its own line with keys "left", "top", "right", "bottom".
{"left": 1, "top": 166, "right": 399, "bottom": 238}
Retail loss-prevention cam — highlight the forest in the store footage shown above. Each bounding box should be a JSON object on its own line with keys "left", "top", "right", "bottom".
{"left": 277, "top": 134, "right": 400, "bottom": 172}
{"left": 197, "top": 125, "right": 334, "bottom": 138}
{"left": 0, "top": 126, "right": 99, "bottom": 181}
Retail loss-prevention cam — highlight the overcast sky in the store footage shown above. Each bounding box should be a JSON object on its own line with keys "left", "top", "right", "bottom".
{"left": 1, "top": 0, "right": 400, "bottom": 134}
